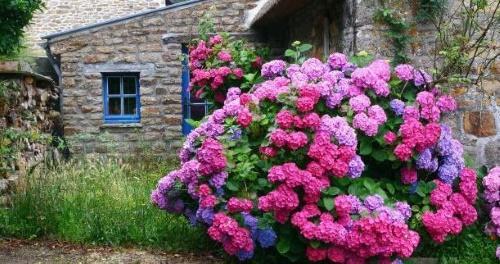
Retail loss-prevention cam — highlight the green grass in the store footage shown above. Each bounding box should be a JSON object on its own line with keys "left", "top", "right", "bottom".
{"left": 0, "top": 156, "right": 211, "bottom": 253}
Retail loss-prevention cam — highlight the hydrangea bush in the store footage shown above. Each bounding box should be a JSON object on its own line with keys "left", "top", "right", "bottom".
{"left": 188, "top": 34, "right": 266, "bottom": 106}
{"left": 152, "top": 51, "right": 480, "bottom": 262}
{"left": 483, "top": 167, "right": 500, "bottom": 259}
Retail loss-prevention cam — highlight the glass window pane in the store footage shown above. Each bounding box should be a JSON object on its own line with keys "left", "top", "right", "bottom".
{"left": 108, "top": 98, "right": 121, "bottom": 115}
{"left": 108, "top": 77, "right": 121, "bottom": 95}
{"left": 190, "top": 105, "right": 206, "bottom": 121}
{"left": 123, "top": 77, "right": 136, "bottom": 94}
{"left": 124, "top": 97, "right": 137, "bottom": 115}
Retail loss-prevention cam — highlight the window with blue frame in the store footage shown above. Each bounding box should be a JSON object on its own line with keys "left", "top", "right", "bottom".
{"left": 102, "top": 73, "right": 141, "bottom": 123}
{"left": 182, "top": 45, "right": 212, "bottom": 135}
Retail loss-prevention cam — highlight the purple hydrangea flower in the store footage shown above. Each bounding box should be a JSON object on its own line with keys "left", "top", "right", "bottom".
{"left": 389, "top": 99, "right": 405, "bottom": 116}
{"left": 242, "top": 213, "right": 258, "bottom": 232}
{"left": 209, "top": 171, "right": 228, "bottom": 189}
{"left": 438, "top": 163, "right": 459, "bottom": 184}
{"left": 375, "top": 206, "right": 405, "bottom": 223}
{"left": 261, "top": 60, "right": 287, "bottom": 79}
{"left": 364, "top": 195, "right": 384, "bottom": 211}
{"left": 417, "top": 148, "right": 437, "bottom": 171}
{"left": 394, "top": 201, "right": 412, "bottom": 220}
{"left": 229, "top": 127, "right": 242, "bottom": 141}
{"left": 301, "top": 58, "right": 328, "bottom": 80}
{"left": 395, "top": 64, "right": 415, "bottom": 81}
{"left": 413, "top": 69, "right": 432, "bottom": 86}
{"left": 196, "top": 207, "right": 215, "bottom": 225}
{"left": 348, "top": 155, "right": 365, "bottom": 178}
{"left": 328, "top": 53, "right": 348, "bottom": 70}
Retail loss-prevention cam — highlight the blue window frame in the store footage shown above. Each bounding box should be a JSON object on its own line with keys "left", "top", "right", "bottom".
{"left": 102, "top": 73, "right": 141, "bottom": 123}
{"left": 182, "top": 45, "right": 212, "bottom": 135}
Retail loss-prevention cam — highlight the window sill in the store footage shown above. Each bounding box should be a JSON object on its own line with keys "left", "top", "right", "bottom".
{"left": 100, "top": 123, "right": 143, "bottom": 129}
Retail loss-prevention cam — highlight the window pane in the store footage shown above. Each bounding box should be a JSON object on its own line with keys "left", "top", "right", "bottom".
{"left": 108, "top": 98, "right": 121, "bottom": 115}
{"left": 124, "top": 97, "right": 137, "bottom": 115}
{"left": 190, "top": 105, "right": 206, "bottom": 121}
{"left": 108, "top": 77, "right": 121, "bottom": 95}
{"left": 123, "top": 77, "right": 136, "bottom": 94}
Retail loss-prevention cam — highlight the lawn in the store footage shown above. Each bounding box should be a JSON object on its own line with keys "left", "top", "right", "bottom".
{"left": 0, "top": 156, "right": 212, "bottom": 253}
{"left": 0, "top": 156, "right": 497, "bottom": 263}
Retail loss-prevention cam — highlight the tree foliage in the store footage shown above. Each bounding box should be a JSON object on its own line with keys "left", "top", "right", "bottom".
{"left": 0, "top": 0, "right": 44, "bottom": 56}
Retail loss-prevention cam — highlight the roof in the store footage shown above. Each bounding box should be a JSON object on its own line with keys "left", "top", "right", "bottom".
{"left": 42, "top": 0, "right": 207, "bottom": 41}
{"left": 245, "top": 0, "right": 310, "bottom": 28}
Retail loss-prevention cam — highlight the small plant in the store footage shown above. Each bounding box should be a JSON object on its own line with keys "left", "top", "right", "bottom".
{"left": 284, "top": 41, "right": 313, "bottom": 64}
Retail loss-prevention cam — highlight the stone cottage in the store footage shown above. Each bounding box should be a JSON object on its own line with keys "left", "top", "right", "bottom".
{"left": 39, "top": 0, "right": 498, "bottom": 166}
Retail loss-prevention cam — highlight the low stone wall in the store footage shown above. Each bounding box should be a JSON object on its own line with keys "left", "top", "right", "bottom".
{"left": 0, "top": 60, "right": 61, "bottom": 206}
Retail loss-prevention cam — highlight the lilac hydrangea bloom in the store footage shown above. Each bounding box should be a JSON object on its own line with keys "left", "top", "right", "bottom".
{"left": 364, "top": 194, "right": 384, "bottom": 211}
{"left": 261, "top": 60, "right": 287, "bottom": 79}
{"left": 413, "top": 69, "right": 432, "bottom": 86}
{"left": 209, "top": 171, "right": 228, "bottom": 189}
{"left": 301, "top": 58, "right": 328, "bottom": 80}
{"left": 394, "top": 201, "right": 412, "bottom": 220}
{"left": 375, "top": 206, "right": 405, "bottom": 223}
{"left": 348, "top": 155, "right": 365, "bottom": 178}
{"left": 395, "top": 64, "right": 415, "bottom": 81}
{"left": 389, "top": 99, "right": 405, "bottom": 116}
{"left": 328, "top": 53, "right": 348, "bottom": 70}
{"left": 416, "top": 148, "right": 438, "bottom": 172}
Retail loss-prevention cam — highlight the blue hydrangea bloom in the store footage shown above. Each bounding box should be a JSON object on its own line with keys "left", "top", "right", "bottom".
{"left": 438, "top": 163, "right": 459, "bottom": 184}
{"left": 236, "top": 250, "right": 254, "bottom": 261}
{"left": 409, "top": 182, "right": 418, "bottom": 194}
{"left": 196, "top": 208, "right": 214, "bottom": 225}
{"left": 242, "top": 213, "right": 258, "bottom": 233}
{"left": 257, "top": 228, "right": 277, "bottom": 248}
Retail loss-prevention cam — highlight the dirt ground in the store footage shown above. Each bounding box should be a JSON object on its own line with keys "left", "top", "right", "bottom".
{"left": 0, "top": 239, "right": 223, "bottom": 264}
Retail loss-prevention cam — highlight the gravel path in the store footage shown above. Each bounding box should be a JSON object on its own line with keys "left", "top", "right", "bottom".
{"left": 0, "top": 239, "right": 222, "bottom": 264}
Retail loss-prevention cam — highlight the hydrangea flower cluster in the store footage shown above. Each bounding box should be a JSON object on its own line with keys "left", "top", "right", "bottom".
{"left": 422, "top": 168, "right": 478, "bottom": 243}
{"left": 483, "top": 167, "right": 500, "bottom": 259}
{"left": 296, "top": 195, "right": 418, "bottom": 263}
{"left": 188, "top": 34, "right": 264, "bottom": 104}
{"left": 153, "top": 51, "right": 478, "bottom": 262}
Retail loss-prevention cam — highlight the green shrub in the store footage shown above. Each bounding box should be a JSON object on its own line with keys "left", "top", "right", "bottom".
{"left": 0, "top": 157, "right": 212, "bottom": 252}
{"left": 0, "top": 0, "right": 45, "bottom": 56}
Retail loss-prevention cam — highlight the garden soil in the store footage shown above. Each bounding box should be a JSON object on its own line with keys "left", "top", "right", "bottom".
{"left": 0, "top": 239, "right": 222, "bottom": 264}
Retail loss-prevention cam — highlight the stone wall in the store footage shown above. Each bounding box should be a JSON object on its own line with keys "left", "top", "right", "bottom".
{"left": 47, "top": 0, "right": 259, "bottom": 155}
{"left": 0, "top": 61, "right": 61, "bottom": 206}
{"left": 26, "top": 0, "right": 165, "bottom": 53}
